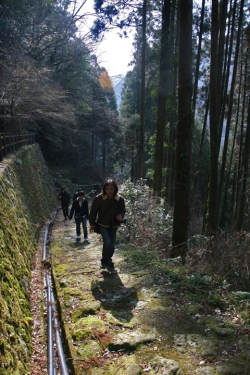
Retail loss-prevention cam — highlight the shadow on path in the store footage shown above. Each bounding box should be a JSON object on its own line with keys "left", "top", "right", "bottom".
{"left": 91, "top": 268, "right": 138, "bottom": 322}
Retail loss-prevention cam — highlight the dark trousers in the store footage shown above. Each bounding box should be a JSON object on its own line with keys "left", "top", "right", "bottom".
{"left": 99, "top": 226, "right": 117, "bottom": 264}
{"left": 75, "top": 216, "right": 88, "bottom": 238}
{"left": 62, "top": 205, "right": 69, "bottom": 219}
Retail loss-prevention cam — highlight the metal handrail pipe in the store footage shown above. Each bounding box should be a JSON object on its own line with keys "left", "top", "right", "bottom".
{"left": 43, "top": 208, "right": 69, "bottom": 375}
{"left": 46, "top": 273, "right": 57, "bottom": 375}
{"left": 51, "top": 291, "right": 70, "bottom": 375}
{"left": 43, "top": 209, "right": 59, "bottom": 260}
{"left": 43, "top": 225, "right": 49, "bottom": 260}
{"left": 51, "top": 209, "right": 59, "bottom": 223}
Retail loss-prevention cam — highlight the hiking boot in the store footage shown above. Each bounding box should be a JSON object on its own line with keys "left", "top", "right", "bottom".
{"left": 100, "top": 262, "right": 107, "bottom": 269}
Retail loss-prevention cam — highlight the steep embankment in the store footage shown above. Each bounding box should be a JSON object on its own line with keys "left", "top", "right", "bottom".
{"left": 0, "top": 144, "right": 57, "bottom": 375}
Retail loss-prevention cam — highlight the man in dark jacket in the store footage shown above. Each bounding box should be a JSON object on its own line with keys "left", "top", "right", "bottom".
{"left": 58, "top": 187, "right": 70, "bottom": 220}
{"left": 69, "top": 191, "right": 89, "bottom": 241}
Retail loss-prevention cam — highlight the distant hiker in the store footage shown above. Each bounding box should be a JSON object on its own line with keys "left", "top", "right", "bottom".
{"left": 89, "top": 179, "right": 126, "bottom": 269}
{"left": 73, "top": 187, "right": 82, "bottom": 201}
{"left": 88, "top": 190, "right": 97, "bottom": 202}
{"left": 69, "top": 191, "right": 89, "bottom": 241}
{"left": 58, "top": 187, "right": 70, "bottom": 220}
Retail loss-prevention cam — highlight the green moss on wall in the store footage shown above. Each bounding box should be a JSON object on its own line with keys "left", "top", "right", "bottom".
{"left": 0, "top": 145, "right": 57, "bottom": 375}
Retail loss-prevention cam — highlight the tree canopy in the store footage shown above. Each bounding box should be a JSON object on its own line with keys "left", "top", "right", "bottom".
{"left": 0, "top": 0, "right": 119, "bottom": 179}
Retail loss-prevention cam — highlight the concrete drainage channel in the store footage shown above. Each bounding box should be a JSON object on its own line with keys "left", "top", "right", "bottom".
{"left": 43, "top": 209, "right": 70, "bottom": 375}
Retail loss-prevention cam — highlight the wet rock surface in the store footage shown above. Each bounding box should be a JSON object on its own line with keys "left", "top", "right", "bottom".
{"left": 50, "top": 211, "right": 250, "bottom": 374}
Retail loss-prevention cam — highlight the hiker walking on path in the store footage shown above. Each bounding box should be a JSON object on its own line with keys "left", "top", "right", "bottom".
{"left": 69, "top": 190, "right": 89, "bottom": 241}
{"left": 58, "top": 186, "right": 70, "bottom": 220}
{"left": 73, "top": 187, "right": 81, "bottom": 201}
{"left": 89, "top": 179, "right": 126, "bottom": 269}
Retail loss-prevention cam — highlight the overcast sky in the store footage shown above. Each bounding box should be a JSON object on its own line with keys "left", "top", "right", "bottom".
{"left": 94, "top": 31, "right": 134, "bottom": 79}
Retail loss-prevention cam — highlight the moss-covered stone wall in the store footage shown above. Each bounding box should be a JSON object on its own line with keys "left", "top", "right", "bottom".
{"left": 0, "top": 144, "right": 57, "bottom": 375}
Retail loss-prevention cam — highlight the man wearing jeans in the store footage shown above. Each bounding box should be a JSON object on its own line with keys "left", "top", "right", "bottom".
{"left": 69, "top": 191, "right": 89, "bottom": 241}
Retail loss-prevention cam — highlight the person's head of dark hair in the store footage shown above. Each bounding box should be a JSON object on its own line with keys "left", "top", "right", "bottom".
{"left": 60, "top": 186, "right": 65, "bottom": 191}
{"left": 102, "top": 179, "right": 118, "bottom": 196}
{"left": 78, "top": 190, "right": 85, "bottom": 196}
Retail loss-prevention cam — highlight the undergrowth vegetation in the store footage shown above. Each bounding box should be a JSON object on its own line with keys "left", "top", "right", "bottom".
{"left": 119, "top": 179, "right": 172, "bottom": 252}
{"left": 119, "top": 179, "right": 250, "bottom": 287}
{"left": 117, "top": 179, "right": 250, "bottom": 326}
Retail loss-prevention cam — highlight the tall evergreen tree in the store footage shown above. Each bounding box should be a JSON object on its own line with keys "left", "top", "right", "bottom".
{"left": 153, "top": 0, "right": 172, "bottom": 196}
{"left": 171, "top": 0, "right": 193, "bottom": 263}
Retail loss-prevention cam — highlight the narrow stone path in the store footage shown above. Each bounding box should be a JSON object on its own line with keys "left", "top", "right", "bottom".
{"left": 49, "top": 209, "right": 250, "bottom": 375}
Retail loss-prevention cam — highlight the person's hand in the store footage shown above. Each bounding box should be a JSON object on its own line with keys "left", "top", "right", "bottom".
{"left": 116, "top": 214, "right": 122, "bottom": 222}
{"left": 90, "top": 226, "right": 94, "bottom": 233}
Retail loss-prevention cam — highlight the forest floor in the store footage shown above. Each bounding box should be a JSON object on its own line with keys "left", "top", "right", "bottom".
{"left": 41, "top": 207, "right": 250, "bottom": 375}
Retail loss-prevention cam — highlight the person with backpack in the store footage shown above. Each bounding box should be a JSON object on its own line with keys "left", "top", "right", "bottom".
{"left": 58, "top": 187, "right": 70, "bottom": 220}
{"left": 69, "top": 191, "right": 89, "bottom": 241}
{"left": 89, "top": 179, "right": 126, "bottom": 269}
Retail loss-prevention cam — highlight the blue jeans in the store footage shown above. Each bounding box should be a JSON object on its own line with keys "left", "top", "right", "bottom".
{"left": 75, "top": 216, "right": 88, "bottom": 238}
{"left": 99, "top": 226, "right": 117, "bottom": 264}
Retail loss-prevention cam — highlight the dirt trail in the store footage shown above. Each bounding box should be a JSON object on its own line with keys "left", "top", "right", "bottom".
{"left": 49, "top": 209, "right": 250, "bottom": 375}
